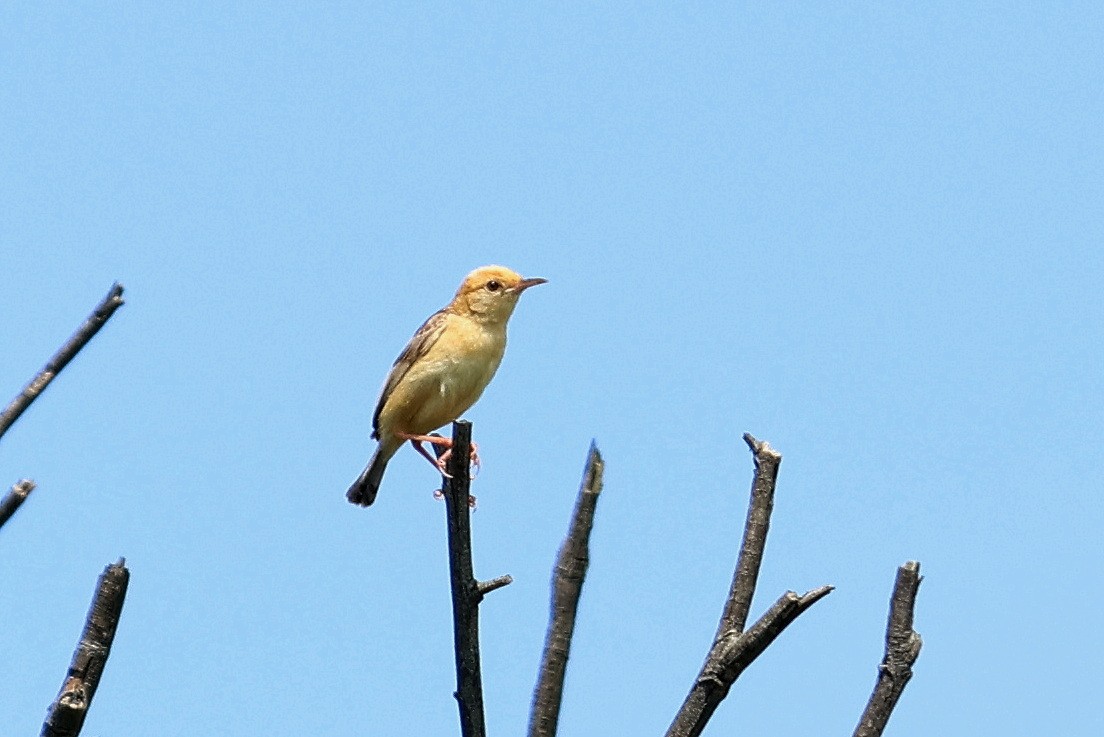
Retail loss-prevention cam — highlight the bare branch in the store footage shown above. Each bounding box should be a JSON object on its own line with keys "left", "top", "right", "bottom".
{"left": 529, "top": 442, "right": 605, "bottom": 737}
{"left": 0, "top": 478, "right": 35, "bottom": 531}
{"left": 717, "top": 433, "right": 779, "bottom": 638}
{"left": 434, "top": 421, "right": 511, "bottom": 737}
{"left": 665, "top": 435, "right": 832, "bottom": 737}
{"left": 853, "top": 561, "right": 923, "bottom": 737}
{"left": 1, "top": 283, "right": 125, "bottom": 444}
{"left": 41, "top": 558, "right": 130, "bottom": 737}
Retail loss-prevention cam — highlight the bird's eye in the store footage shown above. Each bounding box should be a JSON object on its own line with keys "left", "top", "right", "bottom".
{"left": 486, "top": 280, "right": 502, "bottom": 292}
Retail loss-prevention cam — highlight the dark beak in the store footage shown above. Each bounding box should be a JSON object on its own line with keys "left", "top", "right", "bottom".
{"left": 514, "top": 277, "right": 548, "bottom": 293}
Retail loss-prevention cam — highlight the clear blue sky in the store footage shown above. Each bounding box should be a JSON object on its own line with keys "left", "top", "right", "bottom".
{"left": 2, "top": 3, "right": 1102, "bottom": 735}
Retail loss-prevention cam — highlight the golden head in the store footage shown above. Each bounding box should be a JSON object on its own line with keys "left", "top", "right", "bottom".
{"left": 451, "top": 265, "right": 547, "bottom": 322}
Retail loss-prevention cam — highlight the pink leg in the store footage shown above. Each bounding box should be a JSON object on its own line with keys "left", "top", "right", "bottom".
{"left": 396, "top": 431, "right": 480, "bottom": 481}
{"left": 398, "top": 432, "right": 453, "bottom": 477}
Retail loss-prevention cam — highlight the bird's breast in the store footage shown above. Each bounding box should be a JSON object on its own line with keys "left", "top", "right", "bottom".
{"left": 392, "top": 317, "right": 506, "bottom": 434}
{"left": 431, "top": 325, "right": 505, "bottom": 398}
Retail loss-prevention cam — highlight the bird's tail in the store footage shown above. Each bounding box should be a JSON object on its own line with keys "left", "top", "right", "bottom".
{"left": 346, "top": 446, "right": 390, "bottom": 507}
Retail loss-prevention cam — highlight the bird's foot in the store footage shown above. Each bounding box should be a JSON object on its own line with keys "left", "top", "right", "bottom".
{"left": 433, "top": 453, "right": 454, "bottom": 478}
{"left": 398, "top": 432, "right": 478, "bottom": 479}
{"left": 435, "top": 441, "right": 480, "bottom": 478}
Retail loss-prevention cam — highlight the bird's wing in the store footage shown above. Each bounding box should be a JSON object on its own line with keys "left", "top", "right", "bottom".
{"left": 371, "top": 309, "right": 450, "bottom": 438}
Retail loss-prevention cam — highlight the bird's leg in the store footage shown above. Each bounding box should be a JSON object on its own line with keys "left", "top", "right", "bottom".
{"left": 397, "top": 432, "right": 479, "bottom": 478}
{"left": 414, "top": 441, "right": 452, "bottom": 478}
{"left": 399, "top": 432, "right": 454, "bottom": 477}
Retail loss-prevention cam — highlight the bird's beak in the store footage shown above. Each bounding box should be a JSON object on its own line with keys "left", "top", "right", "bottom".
{"left": 513, "top": 277, "right": 548, "bottom": 293}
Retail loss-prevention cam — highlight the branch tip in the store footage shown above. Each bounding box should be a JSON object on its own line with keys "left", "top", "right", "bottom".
{"left": 41, "top": 559, "right": 130, "bottom": 737}
{"left": 853, "top": 560, "right": 924, "bottom": 737}
{"left": 0, "top": 281, "right": 127, "bottom": 443}
{"left": 528, "top": 442, "right": 606, "bottom": 737}
{"left": 743, "top": 432, "right": 780, "bottom": 461}
{"left": 797, "top": 585, "right": 835, "bottom": 609}
{"left": 0, "top": 478, "right": 38, "bottom": 531}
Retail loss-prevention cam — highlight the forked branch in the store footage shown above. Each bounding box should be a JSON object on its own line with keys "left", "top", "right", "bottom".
{"left": 665, "top": 434, "right": 833, "bottom": 737}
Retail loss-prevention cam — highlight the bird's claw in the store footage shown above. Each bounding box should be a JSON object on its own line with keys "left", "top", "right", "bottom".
{"left": 469, "top": 442, "right": 481, "bottom": 478}
{"left": 435, "top": 455, "right": 454, "bottom": 479}
{"left": 430, "top": 489, "right": 477, "bottom": 509}
{"left": 436, "top": 442, "right": 480, "bottom": 479}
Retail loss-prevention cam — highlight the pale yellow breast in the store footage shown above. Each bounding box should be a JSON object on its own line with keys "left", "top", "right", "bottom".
{"left": 380, "top": 314, "right": 507, "bottom": 435}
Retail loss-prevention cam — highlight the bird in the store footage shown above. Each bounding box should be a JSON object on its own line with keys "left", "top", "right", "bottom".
{"left": 346, "top": 265, "right": 547, "bottom": 507}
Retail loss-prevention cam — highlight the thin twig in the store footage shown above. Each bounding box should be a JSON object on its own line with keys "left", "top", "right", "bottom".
{"left": 477, "top": 575, "right": 513, "bottom": 597}
{"left": 0, "top": 478, "right": 35, "bottom": 531}
{"left": 41, "top": 558, "right": 130, "bottom": 737}
{"left": 0, "top": 283, "right": 125, "bottom": 444}
{"left": 434, "top": 421, "right": 511, "bottom": 737}
{"left": 853, "top": 561, "right": 923, "bottom": 737}
{"left": 665, "top": 434, "right": 832, "bottom": 737}
{"left": 528, "top": 442, "right": 604, "bottom": 737}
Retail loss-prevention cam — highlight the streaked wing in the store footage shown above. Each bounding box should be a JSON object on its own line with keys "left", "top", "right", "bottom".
{"left": 371, "top": 309, "right": 450, "bottom": 438}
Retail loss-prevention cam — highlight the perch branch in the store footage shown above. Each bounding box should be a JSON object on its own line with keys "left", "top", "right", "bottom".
{"left": 853, "top": 561, "right": 923, "bottom": 737}
{"left": 665, "top": 434, "right": 832, "bottom": 737}
{"left": 0, "top": 478, "right": 35, "bottom": 531}
{"left": 0, "top": 282, "right": 125, "bottom": 444}
{"left": 41, "top": 558, "right": 130, "bottom": 737}
{"left": 434, "top": 421, "right": 512, "bottom": 737}
{"left": 528, "top": 442, "right": 605, "bottom": 737}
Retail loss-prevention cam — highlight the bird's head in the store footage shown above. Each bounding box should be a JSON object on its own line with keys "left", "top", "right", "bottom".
{"left": 452, "top": 265, "right": 547, "bottom": 323}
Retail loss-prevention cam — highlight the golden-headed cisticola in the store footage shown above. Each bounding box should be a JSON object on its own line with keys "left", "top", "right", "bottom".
{"left": 346, "top": 265, "right": 546, "bottom": 507}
